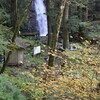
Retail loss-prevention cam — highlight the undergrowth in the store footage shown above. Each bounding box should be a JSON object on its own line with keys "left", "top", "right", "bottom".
{"left": 0, "top": 43, "right": 100, "bottom": 100}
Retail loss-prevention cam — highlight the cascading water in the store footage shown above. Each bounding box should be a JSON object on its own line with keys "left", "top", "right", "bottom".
{"left": 34, "top": 0, "right": 48, "bottom": 36}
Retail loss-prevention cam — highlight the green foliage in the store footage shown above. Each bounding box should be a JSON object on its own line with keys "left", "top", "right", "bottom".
{"left": 0, "top": 8, "right": 12, "bottom": 54}
{"left": 24, "top": 41, "right": 46, "bottom": 66}
{"left": 0, "top": 0, "right": 10, "bottom": 14}
{"left": 25, "top": 50, "right": 45, "bottom": 66}
{"left": 18, "top": 0, "right": 31, "bottom": 32}
{"left": 79, "top": 21, "right": 100, "bottom": 40}
{"left": 0, "top": 25, "right": 9, "bottom": 54}
{"left": 0, "top": 8, "right": 10, "bottom": 24}
{"left": 0, "top": 0, "right": 31, "bottom": 32}
{"left": 68, "top": 16, "right": 81, "bottom": 32}
{"left": 0, "top": 74, "right": 26, "bottom": 100}
{"left": 10, "top": 70, "right": 44, "bottom": 100}
{"left": 86, "top": 22, "right": 100, "bottom": 39}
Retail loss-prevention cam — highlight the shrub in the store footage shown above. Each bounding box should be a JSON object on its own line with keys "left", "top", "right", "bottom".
{"left": 0, "top": 74, "right": 26, "bottom": 100}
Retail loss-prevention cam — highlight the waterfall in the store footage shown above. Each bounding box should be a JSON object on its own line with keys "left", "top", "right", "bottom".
{"left": 34, "top": 0, "right": 48, "bottom": 36}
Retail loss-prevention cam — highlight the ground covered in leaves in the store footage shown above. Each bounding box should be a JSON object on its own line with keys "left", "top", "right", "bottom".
{"left": 0, "top": 43, "right": 100, "bottom": 100}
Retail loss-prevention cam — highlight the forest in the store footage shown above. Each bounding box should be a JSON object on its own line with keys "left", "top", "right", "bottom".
{"left": 0, "top": 0, "right": 100, "bottom": 100}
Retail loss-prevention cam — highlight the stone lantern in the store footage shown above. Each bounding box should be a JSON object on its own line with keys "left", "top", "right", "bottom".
{"left": 8, "top": 37, "right": 30, "bottom": 66}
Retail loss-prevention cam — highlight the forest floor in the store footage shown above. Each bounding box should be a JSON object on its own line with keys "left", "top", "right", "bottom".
{"left": 0, "top": 43, "right": 100, "bottom": 100}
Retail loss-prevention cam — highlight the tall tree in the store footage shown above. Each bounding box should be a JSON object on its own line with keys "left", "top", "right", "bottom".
{"left": 48, "top": 0, "right": 67, "bottom": 67}
{"left": 46, "top": 0, "right": 52, "bottom": 46}
{"left": 62, "top": 2, "right": 70, "bottom": 49}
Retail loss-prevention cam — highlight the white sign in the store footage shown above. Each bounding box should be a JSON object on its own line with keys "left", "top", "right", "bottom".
{"left": 34, "top": 46, "right": 41, "bottom": 55}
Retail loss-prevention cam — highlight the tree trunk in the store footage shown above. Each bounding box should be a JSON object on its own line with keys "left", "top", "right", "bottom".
{"left": 48, "top": 0, "right": 66, "bottom": 67}
{"left": 82, "top": 7, "right": 88, "bottom": 21}
{"left": 10, "top": 0, "right": 18, "bottom": 30}
{"left": 85, "top": 7, "right": 88, "bottom": 21}
{"left": 77, "top": 6, "right": 82, "bottom": 20}
{"left": 46, "top": 0, "right": 52, "bottom": 46}
{"left": 62, "top": 2, "right": 69, "bottom": 49}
